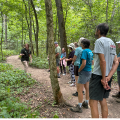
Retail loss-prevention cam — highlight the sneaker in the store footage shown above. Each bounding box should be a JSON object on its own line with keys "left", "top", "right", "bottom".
{"left": 112, "top": 92, "right": 120, "bottom": 98}
{"left": 67, "top": 81, "right": 72, "bottom": 84}
{"left": 82, "top": 101, "right": 88, "bottom": 109}
{"left": 116, "top": 98, "right": 120, "bottom": 103}
{"left": 58, "top": 76, "right": 60, "bottom": 78}
{"left": 70, "top": 83, "right": 75, "bottom": 87}
{"left": 70, "top": 104, "right": 82, "bottom": 113}
{"left": 63, "top": 73, "right": 66, "bottom": 75}
{"left": 72, "top": 92, "right": 78, "bottom": 96}
{"left": 83, "top": 91, "right": 85, "bottom": 95}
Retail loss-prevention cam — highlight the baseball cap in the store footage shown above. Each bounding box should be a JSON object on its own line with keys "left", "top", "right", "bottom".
{"left": 116, "top": 41, "right": 120, "bottom": 44}
{"left": 54, "top": 41, "right": 58, "bottom": 44}
{"left": 67, "top": 43, "right": 75, "bottom": 49}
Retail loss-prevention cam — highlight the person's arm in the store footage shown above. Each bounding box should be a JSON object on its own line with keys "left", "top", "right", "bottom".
{"left": 72, "top": 55, "right": 77, "bottom": 65}
{"left": 106, "top": 55, "right": 119, "bottom": 82}
{"left": 20, "top": 49, "right": 24, "bottom": 56}
{"left": 78, "top": 59, "right": 86, "bottom": 72}
{"left": 29, "top": 54, "right": 32, "bottom": 63}
{"left": 98, "top": 53, "right": 107, "bottom": 88}
{"left": 92, "top": 60, "right": 94, "bottom": 65}
{"left": 65, "top": 58, "right": 73, "bottom": 61}
{"left": 55, "top": 53, "right": 59, "bottom": 57}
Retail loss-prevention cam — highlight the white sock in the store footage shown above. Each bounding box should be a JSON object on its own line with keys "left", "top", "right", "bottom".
{"left": 85, "top": 100, "right": 89, "bottom": 103}
{"left": 78, "top": 103, "right": 82, "bottom": 107}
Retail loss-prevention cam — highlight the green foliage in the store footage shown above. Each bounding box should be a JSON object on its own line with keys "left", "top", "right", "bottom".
{"left": 29, "top": 55, "right": 49, "bottom": 69}
{"left": 0, "top": 63, "right": 39, "bottom": 118}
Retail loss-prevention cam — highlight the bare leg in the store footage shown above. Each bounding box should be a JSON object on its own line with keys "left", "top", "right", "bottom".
{"left": 84, "top": 82, "right": 89, "bottom": 100}
{"left": 75, "top": 76, "right": 79, "bottom": 92}
{"left": 99, "top": 98, "right": 108, "bottom": 118}
{"left": 77, "top": 84, "right": 84, "bottom": 103}
{"left": 89, "top": 99, "right": 99, "bottom": 118}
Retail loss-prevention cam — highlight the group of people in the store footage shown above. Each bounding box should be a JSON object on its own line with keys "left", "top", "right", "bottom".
{"left": 52, "top": 23, "right": 120, "bottom": 118}
{"left": 20, "top": 23, "right": 120, "bottom": 118}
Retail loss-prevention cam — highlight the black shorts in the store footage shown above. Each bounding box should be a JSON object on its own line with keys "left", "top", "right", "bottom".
{"left": 74, "top": 65, "right": 79, "bottom": 76}
{"left": 89, "top": 74, "right": 112, "bottom": 101}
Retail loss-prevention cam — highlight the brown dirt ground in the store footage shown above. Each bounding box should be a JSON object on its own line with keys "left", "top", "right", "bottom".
{"left": 6, "top": 55, "right": 120, "bottom": 118}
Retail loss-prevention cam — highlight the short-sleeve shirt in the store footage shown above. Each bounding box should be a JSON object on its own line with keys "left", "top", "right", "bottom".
{"left": 74, "top": 47, "right": 83, "bottom": 66}
{"left": 21, "top": 48, "right": 31, "bottom": 61}
{"left": 67, "top": 50, "right": 75, "bottom": 66}
{"left": 93, "top": 37, "right": 116, "bottom": 76}
{"left": 117, "top": 53, "right": 120, "bottom": 71}
{"left": 79, "top": 49, "right": 93, "bottom": 71}
{"left": 60, "top": 52, "right": 66, "bottom": 58}
{"left": 55, "top": 46, "right": 61, "bottom": 60}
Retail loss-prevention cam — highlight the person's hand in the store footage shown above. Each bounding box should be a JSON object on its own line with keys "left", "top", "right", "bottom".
{"left": 101, "top": 78, "right": 111, "bottom": 90}
{"left": 65, "top": 59, "right": 69, "bottom": 62}
{"left": 72, "top": 61, "right": 74, "bottom": 65}
{"left": 78, "top": 69, "right": 81, "bottom": 73}
{"left": 60, "top": 58, "right": 62, "bottom": 61}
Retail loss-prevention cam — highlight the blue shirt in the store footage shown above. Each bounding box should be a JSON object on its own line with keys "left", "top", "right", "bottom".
{"left": 117, "top": 52, "right": 120, "bottom": 71}
{"left": 60, "top": 52, "right": 66, "bottom": 58}
{"left": 74, "top": 47, "right": 83, "bottom": 66}
{"left": 79, "top": 49, "right": 93, "bottom": 71}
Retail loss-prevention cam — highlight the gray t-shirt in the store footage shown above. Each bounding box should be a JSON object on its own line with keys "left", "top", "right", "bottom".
{"left": 93, "top": 37, "right": 116, "bottom": 76}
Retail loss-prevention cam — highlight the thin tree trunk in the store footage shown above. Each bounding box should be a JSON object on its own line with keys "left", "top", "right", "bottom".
{"left": 1, "top": 11, "right": 3, "bottom": 60}
{"left": 44, "top": 0, "right": 64, "bottom": 104}
{"left": 55, "top": 0, "right": 68, "bottom": 57}
{"left": 4, "top": 14, "right": 7, "bottom": 48}
{"left": 106, "top": 0, "right": 108, "bottom": 23}
{"left": 28, "top": 0, "right": 33, "bottom": 54}
{"left": 22, "top": 2, "right": 24, "bottom": 47}
{"left": 30, "top": 0, "right": 39, "bottom": 57}
{"left": 54, "top": 16, "right": 58, "bottom": 42}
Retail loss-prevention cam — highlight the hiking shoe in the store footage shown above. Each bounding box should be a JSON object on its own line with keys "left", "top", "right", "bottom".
{"left": 116, "top": 98, "right": 120, "bottom": 103}
{"left": 70, "top": 83, "right": 75, "bottom": 87}
{"left": 70, "top": 104, "right": 82, "bottom": 113}
{"left": 58, "top": 76, "right": 61, "bottom": 78}
{"left": 72, "top": 92, "right": 78, "bottom": 96}
{"left": 67, "top": 81, "right": 72, "bottom": 84}
{"left": 83, "top": 91, "right": 85, "bottom": 95}
{"left": 82, "top": 101, "right": 88, "bottom": 109}
{"left": 47, "top": 70, "right": 50, "bottom": 72}
{"left": 112, "top": 92, "right": 120, "bottom": 98}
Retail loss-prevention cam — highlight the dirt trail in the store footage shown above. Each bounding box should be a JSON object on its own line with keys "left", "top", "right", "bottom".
{"left": 6, "top": 55, "right": 120, "bottom": 118}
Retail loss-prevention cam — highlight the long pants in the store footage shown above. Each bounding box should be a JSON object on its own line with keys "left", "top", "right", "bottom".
{"left": 22, "top": 61, "right": 29, "bottom": 73}
{"left": 69, "top": 64, "right": 75, "bottom": 83}
{"left": 60, "top": 60, "right": 66, "bottom": 74}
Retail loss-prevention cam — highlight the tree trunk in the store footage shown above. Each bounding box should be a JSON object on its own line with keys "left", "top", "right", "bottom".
{"left": 1, "top": 11, "right": 3, "bottom": 60}
{"left": 44, "top": 0, "right": 64, "bottom": 104}
{"left": 106, "top": 0, "right": 108, "bottom": 23}
{"left": 54, "top": 16, "right": 58, "bottom": 42}
{"left": 22, "top": 2, "right": 24, "bottom": 47}
{"left": 55, "top": 0, "right": 68, "bottom": 57}
{"left": 30, "top": 0, "right": 39, "bottom": 57}
{"left": 28, "top": 0, "right": 33, "bottom": 54}
{"left": 4, "top": 14, "right": 7, "bottom": 49}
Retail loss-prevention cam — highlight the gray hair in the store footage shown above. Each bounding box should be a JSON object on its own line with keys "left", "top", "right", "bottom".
{"left": 78, "top": 37, "right": 85, "bottom": 46}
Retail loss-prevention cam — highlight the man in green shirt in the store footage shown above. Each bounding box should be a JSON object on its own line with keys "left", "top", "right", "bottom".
{"left": 54, "top": 42, "right": 61, "bottom": 78}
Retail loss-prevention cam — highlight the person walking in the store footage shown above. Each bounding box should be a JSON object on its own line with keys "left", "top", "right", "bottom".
{"left": 20, "top": 43, "right": 32, "bottom": 73}
{"left": 89, "top": 23, "right": 119, "bottom": 118}
{"left": 54, "top": 42, "right": 61, "bottom": 78}
{"left": 70, "top": 39, "right": 93, "bottom": 113}
{"left": 60, "top": 48, "right": 66, "bottom": 75}
{"left": 66, "top": 43, "right": 75, "bottom": 87}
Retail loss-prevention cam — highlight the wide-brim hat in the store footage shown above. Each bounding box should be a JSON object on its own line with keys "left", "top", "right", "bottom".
{"left": 116, "top": 41, "right": 120, "bottom": 44}
{"left": 67, "top": 43, "right": 75, "bottom": 50}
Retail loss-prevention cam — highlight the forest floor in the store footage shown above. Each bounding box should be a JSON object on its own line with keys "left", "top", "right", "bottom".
{"left": 6, "top": 55, "right": 120, "bottom": 118}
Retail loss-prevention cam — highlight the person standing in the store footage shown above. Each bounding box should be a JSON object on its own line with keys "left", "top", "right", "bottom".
{"left": 66, "top": 43, "right": 75, "bottom": 87}
{"left": 54, "top": 42, "right": 61, "bottom": 78}
{"left": 89, "top": 23, "right": 119, "bottom": 118}
{"left": 112, "top": 41, "right": 120, "bottom": 100}
{"left": 60, "top": 48, "right": 66, "bottom": 75}
{"left": 70, "top": 39, "right": 93, "bottom": 113}
{"left": 20, "top": 43, "right": 32, "bottom": 73}
{"left": 72, "top": 38, "right": 84, "bottom": 96}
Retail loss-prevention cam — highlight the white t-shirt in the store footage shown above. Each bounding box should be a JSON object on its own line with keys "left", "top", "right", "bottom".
{"left": 93, "top": 37, "right": 116, "bottom": 76}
